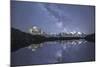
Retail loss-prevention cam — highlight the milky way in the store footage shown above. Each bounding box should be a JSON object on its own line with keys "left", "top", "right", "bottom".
{"left": 11, "top": 1, "right": 95, "bottom": 34}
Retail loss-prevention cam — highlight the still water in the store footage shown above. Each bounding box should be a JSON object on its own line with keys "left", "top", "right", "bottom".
{"left": 11, "top": 39, "right": 95, "bottom": 66}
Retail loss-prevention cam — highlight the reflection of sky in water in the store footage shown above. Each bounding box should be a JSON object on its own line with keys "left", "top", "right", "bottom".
{"left": 11, "top": 40, "right": 95, "bottom": 66}
{"left": 28, "top": 39, "right": 87, "bottom": 52}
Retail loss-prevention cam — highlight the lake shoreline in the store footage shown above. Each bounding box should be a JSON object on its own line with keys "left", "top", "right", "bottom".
{"left": 11, "top": 28, "right": 95, "bottom": 52}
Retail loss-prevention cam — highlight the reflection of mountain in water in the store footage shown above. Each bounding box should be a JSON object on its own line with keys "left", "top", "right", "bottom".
{"left": 27, "top": 39, "right": 87, "bottom": 52}
{"left": 11, "top": 28, "right": 95, "bottom": 52}
{"left": 22, "top": 39, "right": 94, "bottom": 64}
{"left": 85, "top": 34, "right": 95, "bottom": 42}
{"left": 11, "top": 28, "right": 95, "bottom": 66}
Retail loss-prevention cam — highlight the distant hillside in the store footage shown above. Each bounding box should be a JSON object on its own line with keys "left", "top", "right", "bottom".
{"left": 84, "top": 33, "right": 95, "bottom": 42}
{"left": 11, "top": 28, "right": 45, "bottom": 52}
{"left": 11, "top": 28, "right": 95, "bottom": 52}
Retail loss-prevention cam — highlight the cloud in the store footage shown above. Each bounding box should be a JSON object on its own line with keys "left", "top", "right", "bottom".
{"left": 56, "top": 22, "right": 68, "bottom": 32}
{"left": 63, "top": 28, "right": 67, "bottom": 32}
{"left": 56, "top": 22, "right": 63, "bottom": 28}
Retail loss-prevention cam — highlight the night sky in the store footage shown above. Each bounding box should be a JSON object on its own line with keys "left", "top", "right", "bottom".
{"left": 11, "top": 1, "right": 95, "bottom": 34}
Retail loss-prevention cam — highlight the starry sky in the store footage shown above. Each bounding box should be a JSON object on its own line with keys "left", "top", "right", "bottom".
{"left": 11, "top": 1, "right": 95, "bottom": 34}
